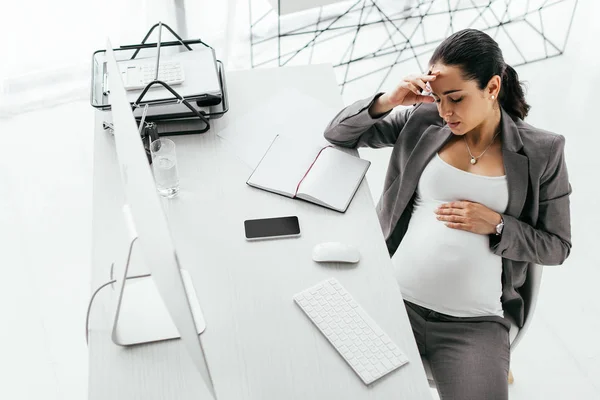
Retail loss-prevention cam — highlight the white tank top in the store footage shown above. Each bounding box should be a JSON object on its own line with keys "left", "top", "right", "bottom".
{"left": 392, "top": 153, "right": 509, "bottom": 318}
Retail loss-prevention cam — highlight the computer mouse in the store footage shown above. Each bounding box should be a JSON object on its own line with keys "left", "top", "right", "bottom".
{"left": 312, "top": 242, "right": 360, "bottom": 264}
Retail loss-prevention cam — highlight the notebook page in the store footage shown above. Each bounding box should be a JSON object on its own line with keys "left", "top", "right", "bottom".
{"left": 247, "top": 136, "right": 325, "bottom": 197}
{"left": 297, "top": 148, "right": 370, "bottom": 212}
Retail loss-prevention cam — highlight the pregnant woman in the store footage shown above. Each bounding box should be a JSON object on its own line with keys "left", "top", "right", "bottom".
{"left": 323, "top": 29, "right": 572, "bottom": 400}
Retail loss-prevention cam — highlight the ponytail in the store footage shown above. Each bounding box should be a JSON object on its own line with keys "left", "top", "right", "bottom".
{"left": 499, "top": 64, "right": 530, "bottom": 120}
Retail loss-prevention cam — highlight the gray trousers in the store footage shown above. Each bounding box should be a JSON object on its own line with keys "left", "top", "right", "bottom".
{"left": 404, "top": 301, "right": 511, "bottom": 400}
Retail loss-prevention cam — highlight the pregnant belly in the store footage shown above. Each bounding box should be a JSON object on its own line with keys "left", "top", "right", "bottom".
{"left": 391, "top": 202, "right": 503, "bottom": 316}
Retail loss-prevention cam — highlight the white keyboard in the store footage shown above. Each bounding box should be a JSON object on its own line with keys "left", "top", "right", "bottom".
{"left": 122, "top": 61, "right": 185, "bottom": 91}
{"left": 293, "top": 278, "right": 408, "bottom": 385}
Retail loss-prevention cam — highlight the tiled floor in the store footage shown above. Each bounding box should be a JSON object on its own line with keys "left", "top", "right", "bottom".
{"left": 1, "top": 0, "right": 598, "bottom": 399}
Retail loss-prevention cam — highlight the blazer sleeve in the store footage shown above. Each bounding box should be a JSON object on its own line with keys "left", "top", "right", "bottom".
{"left": 323, "top": 93, "right": 415, "bottom": 149}
{"left": 490, "top": 135, "right": 572, "bottom": 265}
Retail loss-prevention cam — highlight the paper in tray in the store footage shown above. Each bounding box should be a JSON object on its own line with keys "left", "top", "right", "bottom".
{"left": 90, "top": 37, "right": 228, "bottom": 125}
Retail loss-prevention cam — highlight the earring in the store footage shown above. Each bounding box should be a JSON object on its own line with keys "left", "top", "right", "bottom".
{"left": 491, "top": 95, "right": 495, "bottom": 100}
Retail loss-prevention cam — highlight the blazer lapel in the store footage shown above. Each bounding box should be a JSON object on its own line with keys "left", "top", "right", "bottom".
{"left": 503, "top": 151, "right": 528, "bottom": 217}
{"left": 500, "top": 109, "right": 528, "bottom": 218}
{"left": 388, "top": 124, "right": 453, "bottom": 226}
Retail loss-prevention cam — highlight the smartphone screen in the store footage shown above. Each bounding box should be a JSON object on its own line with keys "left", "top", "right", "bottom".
{"left": 244, "top": 216, "right": 301, "bottom": 240}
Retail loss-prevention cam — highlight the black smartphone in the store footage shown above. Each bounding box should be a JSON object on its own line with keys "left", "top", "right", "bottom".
{"left": 244, "top": 216, "right": 301, "bottom": 241}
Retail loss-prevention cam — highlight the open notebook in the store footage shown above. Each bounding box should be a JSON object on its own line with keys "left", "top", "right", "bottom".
{"left": 246, "top": 135, "right": 371, "bottom": 212}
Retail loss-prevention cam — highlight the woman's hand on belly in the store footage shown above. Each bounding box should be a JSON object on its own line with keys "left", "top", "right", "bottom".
{"left": 434, "top": 200, "right": 502, "bottom": 235}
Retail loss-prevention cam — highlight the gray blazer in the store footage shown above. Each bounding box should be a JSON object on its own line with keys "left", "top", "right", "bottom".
{"left": 324, "top": 95, "right": 572, "bottom": 327}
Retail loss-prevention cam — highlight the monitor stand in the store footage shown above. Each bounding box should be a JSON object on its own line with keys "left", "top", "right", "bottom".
{"left": 111, "top": 207, "right": 206, "bottom": 346}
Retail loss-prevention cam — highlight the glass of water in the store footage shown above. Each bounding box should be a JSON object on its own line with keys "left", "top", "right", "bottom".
{"left": 150, "top": 138, "right": 180, "bottom": 198}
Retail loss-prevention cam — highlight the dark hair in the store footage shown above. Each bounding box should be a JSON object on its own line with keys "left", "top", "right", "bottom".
{"left": 429, "top": 29, "right": 530, "bottom": 120}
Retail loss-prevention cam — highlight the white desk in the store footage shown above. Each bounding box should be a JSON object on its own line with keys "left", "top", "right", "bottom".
{"left": 89, "top": 64, "right": 432, "bottom": 399}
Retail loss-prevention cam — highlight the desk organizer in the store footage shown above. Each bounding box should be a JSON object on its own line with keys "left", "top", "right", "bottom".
{"left": 90, "top": 22, "right": 229, "bottom": 135}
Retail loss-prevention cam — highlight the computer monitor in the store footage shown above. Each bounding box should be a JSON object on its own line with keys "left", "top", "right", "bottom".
{"left": 104, "top": 40, "right": 216, "bottom": 399}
